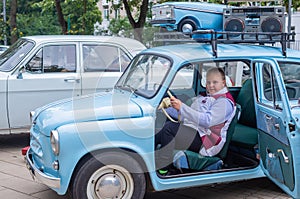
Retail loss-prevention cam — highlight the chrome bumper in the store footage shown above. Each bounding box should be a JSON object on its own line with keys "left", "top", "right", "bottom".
{"left": 25, "top": 148, "right": 61, "bottom": 189}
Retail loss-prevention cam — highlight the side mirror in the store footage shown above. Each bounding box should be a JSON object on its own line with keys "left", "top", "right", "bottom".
{"left": 17, "top": 66, "right": 25, "bottom": 79}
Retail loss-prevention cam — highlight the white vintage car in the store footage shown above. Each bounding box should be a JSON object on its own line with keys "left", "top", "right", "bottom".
{"left": 0, "top": 35, "right": 146, "bottom": 134}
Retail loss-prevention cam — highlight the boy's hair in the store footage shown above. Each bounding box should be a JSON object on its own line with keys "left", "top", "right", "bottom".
{"left": 207, "top": 67, "right": 226, "bottom": 81}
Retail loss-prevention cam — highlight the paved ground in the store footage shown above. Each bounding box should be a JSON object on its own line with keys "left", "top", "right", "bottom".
{"left": 0, "top": 134, "right": 292, "bottom": 199}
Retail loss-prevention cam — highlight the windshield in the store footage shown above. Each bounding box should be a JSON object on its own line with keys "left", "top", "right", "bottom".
{"left": 279, "top": 62, "right": 300, "bottom": 100}
{"left": 115, "top": 54, "right": 171, "bottom": 98}
{"left": 0, "top": 39, "right": 34, "bottom": 72}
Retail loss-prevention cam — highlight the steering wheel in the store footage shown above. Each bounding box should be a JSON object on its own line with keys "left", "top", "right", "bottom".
{"left": 159, "top": 90, "right": 179, "bottom": 123}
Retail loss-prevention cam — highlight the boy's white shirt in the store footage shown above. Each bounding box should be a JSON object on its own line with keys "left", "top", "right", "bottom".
{"left": 179, "top": 87, "right": 235, "bottom": 156}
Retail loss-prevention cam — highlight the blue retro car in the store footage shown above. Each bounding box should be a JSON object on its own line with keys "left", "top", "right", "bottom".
{"left": 26, "top": 32, "right": 300, "bottom": 199}
{"left": 151, "top": 2, "right": 226, "bottom": 33}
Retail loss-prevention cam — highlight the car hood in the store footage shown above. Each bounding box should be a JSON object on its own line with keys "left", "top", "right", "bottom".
{"left": 33, "top": 90, "right": 152, "bottom": 136}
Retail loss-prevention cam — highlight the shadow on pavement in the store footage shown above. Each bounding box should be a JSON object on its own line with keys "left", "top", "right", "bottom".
{"left": 0, "top": 133, "right": 30, "bottom": 148}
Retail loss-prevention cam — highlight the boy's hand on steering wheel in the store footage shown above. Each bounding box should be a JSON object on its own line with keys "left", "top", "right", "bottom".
{"left": 170, "top": 96, "right": 182, "bottom": 111}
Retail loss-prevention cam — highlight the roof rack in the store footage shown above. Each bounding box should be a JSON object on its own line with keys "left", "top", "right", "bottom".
{"left": 191, "top": 30, "right": 296, "bottom": 57}
{"left": 153, "top": 32, "right": 194, "bottom": 45}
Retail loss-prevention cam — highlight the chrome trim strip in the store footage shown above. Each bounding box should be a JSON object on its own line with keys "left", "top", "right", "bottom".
{"left": 25, "top": 149, "right": 61, "bottom": 189}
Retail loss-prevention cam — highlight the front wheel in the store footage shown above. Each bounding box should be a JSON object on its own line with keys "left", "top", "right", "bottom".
{"left": 70, "top": 151, "right": 146, "bottom": 199}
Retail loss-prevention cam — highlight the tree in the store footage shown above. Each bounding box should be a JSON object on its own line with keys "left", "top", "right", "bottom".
{"left": 121, "top": 0, "right": 149, "bottom": 42}
{"left": 10, "top": 0, "right": 18, "bottom": 44}
{"left": 57, "top": 0, "right": 102, "bottom": 35}
{"left": 55, "top": 0, "right": 67, "bottom": 34}
{"left": 17, "top": 0, "right": 61, "bottom": 37}
{"left": 33, "top": 0, "right": 101, "bottom": 35}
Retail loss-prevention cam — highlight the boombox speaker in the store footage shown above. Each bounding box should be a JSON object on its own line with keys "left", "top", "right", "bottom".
{"left": 223, "top": 6, "right": 286, "bottom": 37}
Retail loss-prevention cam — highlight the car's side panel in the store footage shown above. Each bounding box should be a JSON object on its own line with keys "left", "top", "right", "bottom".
{"left": 0, "top": 73, "right": 9, "bottom": 134}
{"left": 7, "top": 42, "right": 81, "bottom": 130}
{"left": 175, "top": 9, "right": 223, "bottom": 30}
{"left": 51, "top": 116, "right": 155, "bottom": 194}
{"left": 149, "top": 166, "right": 264, "bottom": 191}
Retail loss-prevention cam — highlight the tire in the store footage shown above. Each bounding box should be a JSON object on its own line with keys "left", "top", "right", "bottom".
{"left": 178, "top": 19, "right": 197, "bottom": 33}
{"left": 70, "top": 151, "right": 146, "bottom": 199}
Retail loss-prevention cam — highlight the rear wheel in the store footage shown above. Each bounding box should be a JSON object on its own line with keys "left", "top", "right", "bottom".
{"left": 70, "top": 151, "right": 146, "bottom": 199}
{"left": 178, "top": 19, "right": 197, "bottom": 33}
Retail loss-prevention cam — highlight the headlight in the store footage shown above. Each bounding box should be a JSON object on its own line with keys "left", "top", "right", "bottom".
{"left": 50, "top": 130, "right": 60, "bottom": 155}
{"left": 30, "top": 111, "right": 36, "bottom": 124}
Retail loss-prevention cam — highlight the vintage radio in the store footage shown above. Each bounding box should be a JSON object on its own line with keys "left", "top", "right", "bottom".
{"left": 223, "top": 6, "right": 286, "bottom": 36}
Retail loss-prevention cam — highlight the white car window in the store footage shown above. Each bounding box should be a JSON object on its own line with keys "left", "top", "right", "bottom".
{"left": 83, "top": 45, "right": 130, "bottom": 72}
{"left": 26, "top": 45, "right": 76, "bottom": 73}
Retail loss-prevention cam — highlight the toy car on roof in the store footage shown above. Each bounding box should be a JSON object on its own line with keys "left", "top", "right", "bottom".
{"left": 151, "top": 2, "right": 226, "bottom": 33}
{"left": 26, "top": 32, "right": 300, "bottom": 199}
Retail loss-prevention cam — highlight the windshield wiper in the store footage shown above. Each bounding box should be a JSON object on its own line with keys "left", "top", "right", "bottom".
{"left": 115, "top": 84, "right": 138, "bottom": 94}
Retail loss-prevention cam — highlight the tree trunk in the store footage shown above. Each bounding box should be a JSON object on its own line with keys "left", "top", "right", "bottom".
{"left": 82, "top": 0, "right": 87, "bottom": 34}
{"left": 10, "top": 0, "right": 18, "bottom": 44}
{"left": 122, "top": 0, "right": 149, "bottom": 42}
{"left": 55, "top": 0, "right": 67, "bottom": 34}
{"left": 133, "top": 28, "right": 143, "bottom": 43}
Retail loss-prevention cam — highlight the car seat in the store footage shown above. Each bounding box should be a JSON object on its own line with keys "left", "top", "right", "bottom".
{"left": 231, "top": 79, "right": 258, "bottom": 158}
{"left": 173, "top": 104, "right": 241, "bottom": 171}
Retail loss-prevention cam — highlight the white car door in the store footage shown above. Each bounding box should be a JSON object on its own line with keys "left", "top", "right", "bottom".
{"left": 0, "top": 72, "right": 9, "bottom": 133}
{"left": 81, "top": 43, "right": 131, "bottom": 95}
{"left": 7, "top": 43, "right": 81, "bottom": 131}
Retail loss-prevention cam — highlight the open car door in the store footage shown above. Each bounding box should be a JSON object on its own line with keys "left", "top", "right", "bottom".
{"left": 252, "top": 59, "right": 300, "bottom": 199}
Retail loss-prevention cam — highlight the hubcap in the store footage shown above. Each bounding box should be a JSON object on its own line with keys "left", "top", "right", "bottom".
{"left": 182, "top": 24, "right": 194, "bottom": 33}
{"left": 96, "top": 174, "right": 122, "bottom": 198}
{"left": 87, "top": 165, "right": 134, "bottom": 199}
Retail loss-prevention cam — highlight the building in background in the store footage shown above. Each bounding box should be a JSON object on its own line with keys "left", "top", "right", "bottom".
{"left": 291, "top": 11, "right": 300, "bottom": 40}
{"left": 96, "top": 0, "right": 159, "bottom": 35}
{"left": 96, "top": 0, "right": 126, "bottom": 34}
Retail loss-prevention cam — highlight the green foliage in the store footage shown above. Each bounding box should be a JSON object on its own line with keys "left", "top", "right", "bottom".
{"left": 109, "top": 18, "right": 132, "bottom": 36}
{"left": 142, "top": 25, "right": 160, "bottom": 48}
{"left": 61, "top": 0, "right": 102, "bottom": 34}
{"left": 0, "top": 0, "right": 102, "bottom": 44}
{"left": 33, "top": 0, "right": 102, "bottom": 35}
{"left": 17, "top": 14, "right": 61, "bottom": 36}
{"left": 107, "top": 16, "right": 160, "bottom": 47}
{"left": 0, "top": 18, "right": 9, "bottom": 43}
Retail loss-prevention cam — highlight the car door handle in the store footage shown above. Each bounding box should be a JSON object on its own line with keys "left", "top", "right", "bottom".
{"left": 64, "top": 77, "right": 80, "bottom": 83}
{"left": 277, "top": 149, "right": 289, "bottom": 163}
{"left": 265, "top": 114, "right": 272, "bottom": 120}
{"left": 274, "top": 123, "right": 280, "bottom": 130}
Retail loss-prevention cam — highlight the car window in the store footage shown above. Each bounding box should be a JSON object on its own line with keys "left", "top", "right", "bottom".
{"left": 200, "top": 61, "right": 250, "bottom": 87}
{"left": 116, "top": 54, "right": 171, "bottom": 98}
{"left": 262, "top": 63, "right": 282, "bottom": 110}
{"left": 83, "top": 45, "right": 131, "bottom": 72}
{"left": 278, "top": 62, "right": 300, "bottom": 100}
{"left": 26, "top": 45, "right": 76, "bottom": 73}
{"left": 0, "top": 39, "right": 34, "bottom": 72}
{"left": 170, "top": 64, "right": 194, "bottom": 89}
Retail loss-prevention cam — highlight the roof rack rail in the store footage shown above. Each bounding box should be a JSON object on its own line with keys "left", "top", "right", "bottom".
{"left": 153, "top": 32, "right": 194, "bottom": 45}
{"left": 191, "top": 30, "right": 296, "bottom": 57}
